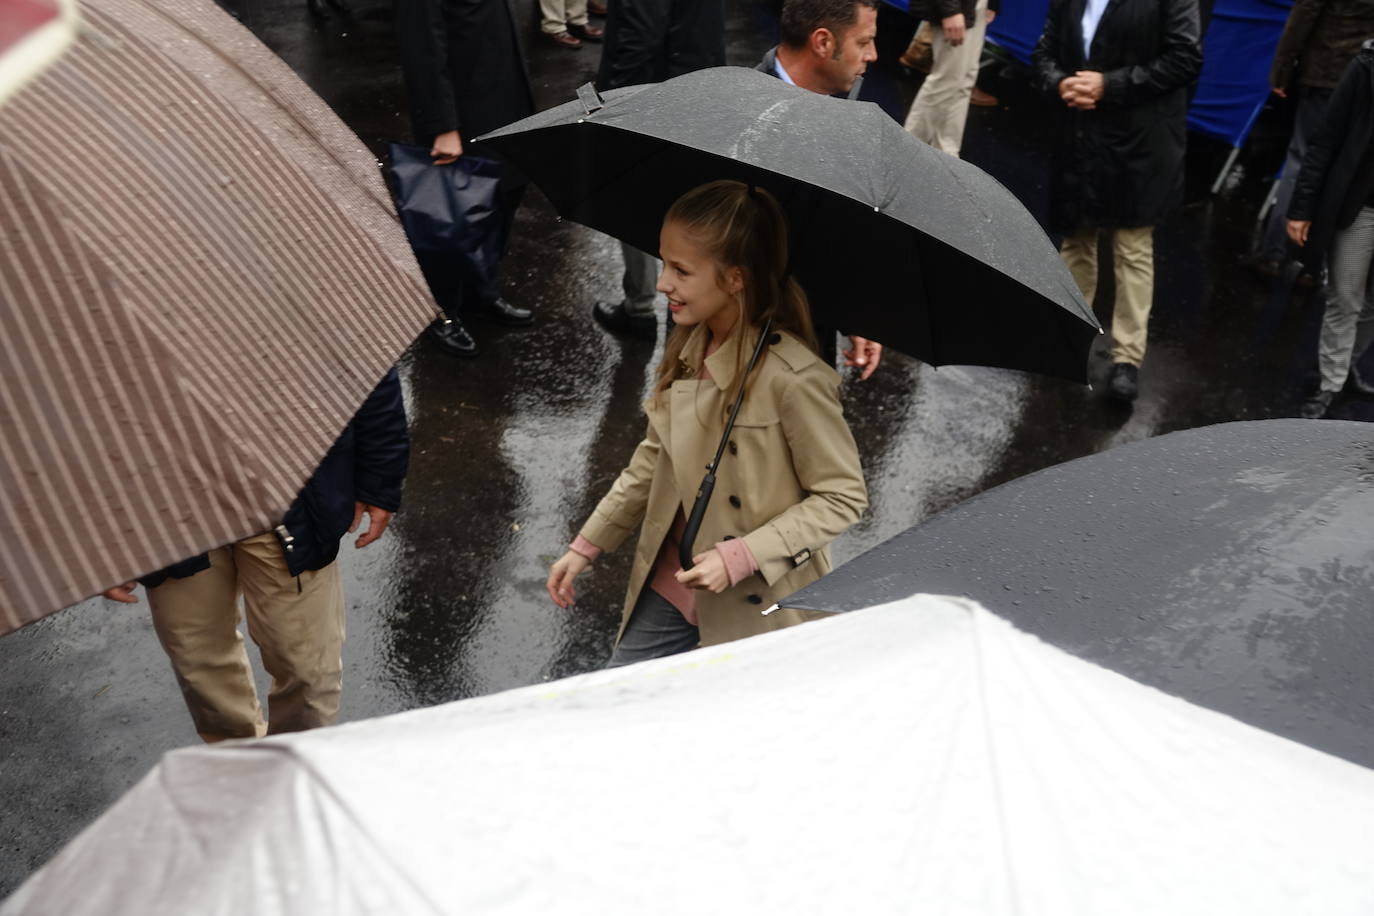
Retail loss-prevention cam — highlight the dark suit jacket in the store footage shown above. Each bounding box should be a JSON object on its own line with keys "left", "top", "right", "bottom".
{"left": 1032, "top": 0, "right": 1202, "bottom": 230}
{"left": 395, "top": 0, "right": 535, "bottom": 143}
{"left": 596, "top": 0, "right": 726, "bottom": 91}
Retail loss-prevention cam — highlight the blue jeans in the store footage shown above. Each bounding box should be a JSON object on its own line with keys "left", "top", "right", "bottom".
{"left": 606, "top": 588, "right": 699, "bottom": 668}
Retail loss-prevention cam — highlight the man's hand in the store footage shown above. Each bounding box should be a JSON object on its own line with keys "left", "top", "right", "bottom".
{"left": 1287, "top": 219, "right": 1311, "bottom": 247}
{"left": 547, "top": 550, "right": 592, "bottom": 608}
{"left": 430, "top": 130, "right": 462, "bottom": 165}
{"left": 941, "top": 13, "right": 966, "bottom": 46}
{"left": 675, "top": 550, "right": 730, "bottom": 593}
{"left": 843, "top": 336, "right": 883, "bottom": 380}
{"left": 985, "top": 8, "right": 996, "bottom": 24}
{"left": 350, "top": 502, "right": 393, "bottom": 548}
{"left": 103, "top": 582, "right": 139, "bottom": 603}
{"left": 1272, "top": 85, "right": 1287, "bottom": 98}
{"left": 1060, "top": 70, "right": 1106, "bottom": 109}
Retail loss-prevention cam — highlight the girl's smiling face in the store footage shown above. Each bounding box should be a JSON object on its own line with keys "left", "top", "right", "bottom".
{"left": 657, "top": 218, "right": 744, "bottom": 338}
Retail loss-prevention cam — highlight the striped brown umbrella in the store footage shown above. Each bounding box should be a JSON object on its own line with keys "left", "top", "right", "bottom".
{"left": 0, "top": 0, "right": 435, "bottom": 633}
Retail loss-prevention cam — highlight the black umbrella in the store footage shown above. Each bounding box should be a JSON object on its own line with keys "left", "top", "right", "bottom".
{"left": 478, "top": 67, "right": 1099, "bottom": 383}
{"left": 777, "top": 420, "right": 1374, "bottom": 768}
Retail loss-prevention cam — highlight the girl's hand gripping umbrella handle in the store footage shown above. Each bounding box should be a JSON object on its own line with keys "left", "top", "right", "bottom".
{"left": 679, "top": 471, "right": 717, "bottom": 570}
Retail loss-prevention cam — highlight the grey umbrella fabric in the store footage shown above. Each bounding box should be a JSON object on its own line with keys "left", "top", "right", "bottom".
{"left": 0, "top": 0, "right": 434, "bottom": 634}
{"left": 479, "top": 67, "right": 1099, "bottom": 382}
{"left": 778, "top": 419, "right": 1374, "bottom": 769}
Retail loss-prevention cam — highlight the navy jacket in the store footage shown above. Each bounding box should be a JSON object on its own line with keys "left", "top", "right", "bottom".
{"left": 141, "top": 369, "right": 409, "bottom": 585}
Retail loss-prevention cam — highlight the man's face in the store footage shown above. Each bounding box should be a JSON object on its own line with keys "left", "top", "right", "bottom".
{"left": 820, "top": 5, "right": 878, "bottom": 94}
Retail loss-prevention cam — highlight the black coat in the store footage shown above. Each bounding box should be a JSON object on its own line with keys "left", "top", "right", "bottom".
{"left": 1288, "top": 42, "right": 1374, "bottom": 270}
{"left": 141, "top": 370, "right": 410, "bottom": 586}
{"left": 595, "top": 0, "right": 725, "bottom": 91}
{"left": 395, "top": 0, "right": 535, "bottom": 144}
{"left": 1032, "top": 0, "right": 1202, "bottom": 232}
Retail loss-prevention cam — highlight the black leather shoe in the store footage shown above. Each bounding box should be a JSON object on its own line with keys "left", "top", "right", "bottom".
{"left": 1344, "top": 367, "right": 1374, "bottom": 397}
{"left": 1106, "top": 362, "right": 1139, "bottom": 402}
{"left": 592, "top": 300, "right": 657, "bottom": 341}
{"left": 1299, "top": 390, "right": 1335, "bottom": 419}
{"left": 469, "top": 297, "right": 534, "bottom": 327}
{"left": 428, "top": 317, "right": 478, "bottom": 358}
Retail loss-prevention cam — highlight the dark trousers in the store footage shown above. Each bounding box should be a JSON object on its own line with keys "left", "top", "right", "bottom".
{"left": 606, "top": 588, "right": 700, "bottom": 668}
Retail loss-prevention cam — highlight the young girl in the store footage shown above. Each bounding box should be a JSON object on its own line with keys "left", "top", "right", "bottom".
{"left": 546, "top": 180, "right": 868, "bottom": 666}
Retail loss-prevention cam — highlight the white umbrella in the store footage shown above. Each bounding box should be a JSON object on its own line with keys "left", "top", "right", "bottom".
{"left": 6, "top": 595, "right": 1374, "bottom": 915}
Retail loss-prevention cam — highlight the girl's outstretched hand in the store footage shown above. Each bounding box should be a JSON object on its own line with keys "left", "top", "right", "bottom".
{"left": 548, "top": 550, "right": 591, "bottom": 608}
{"left": 675, "top": 550, "right": 730, "bottom": 593}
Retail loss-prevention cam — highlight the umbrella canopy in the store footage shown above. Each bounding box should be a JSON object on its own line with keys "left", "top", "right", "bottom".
{"left": 0, "top": 0, "right": 74, "bottom": 105}
{"left": 6, "top": 595, "right": 1374, "bottom": 915}
{"left": 780, "top": 419, "right": 1374, "bottom": 768}
{"left": 478, "top": 67, "right": 1098, "bottom": 383}
{"left": 0, "top": 0, "right": 434, "bottom": 634}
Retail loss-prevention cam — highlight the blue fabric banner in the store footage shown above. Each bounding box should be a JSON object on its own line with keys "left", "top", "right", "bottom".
{"left": 883, "top": 0, "right": 1291, "bottom": 146}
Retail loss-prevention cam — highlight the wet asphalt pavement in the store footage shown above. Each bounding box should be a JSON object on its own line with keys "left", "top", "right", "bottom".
{"left": 2, "top": 0, "right": 1371, "bottom": 896}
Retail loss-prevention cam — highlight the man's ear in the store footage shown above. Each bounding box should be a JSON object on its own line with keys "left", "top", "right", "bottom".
{"left": 809, "top": 27, "right": 836, "bottom": 59}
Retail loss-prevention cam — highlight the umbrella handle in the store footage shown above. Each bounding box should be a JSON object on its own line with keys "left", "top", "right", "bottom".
{"left": 678, "top": 471, "right": 716, "bottom": 571}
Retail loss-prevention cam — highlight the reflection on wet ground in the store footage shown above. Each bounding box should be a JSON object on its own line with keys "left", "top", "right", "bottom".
{"left": 2, "top": 0, "right": 1371, "bottom": 895}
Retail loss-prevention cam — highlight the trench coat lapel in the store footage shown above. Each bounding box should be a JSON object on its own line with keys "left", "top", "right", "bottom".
{"left": 663, "top": 324, "right": 758, "bottom": 516}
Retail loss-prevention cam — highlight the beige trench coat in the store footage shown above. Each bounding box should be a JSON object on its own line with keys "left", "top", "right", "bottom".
{"left": 579, "top": 324, "right": 868, "bottom": 647}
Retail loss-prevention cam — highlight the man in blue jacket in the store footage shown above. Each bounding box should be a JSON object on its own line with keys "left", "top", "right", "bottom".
{"left": 103, "top": 370, "right": 409, "bottom": 743}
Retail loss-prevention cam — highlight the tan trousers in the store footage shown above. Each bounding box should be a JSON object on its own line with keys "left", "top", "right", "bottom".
{"left": 148, "top": 532, "right": 345, "bottom": 743}
{"left": 1060, "top": 226, "right": 1155, "bottom": 367}
{"left": 903, "top": 0, "right": 989, "bottom": 156}
{"left": 540, "top": 0, "right": 588, "bottom": 33}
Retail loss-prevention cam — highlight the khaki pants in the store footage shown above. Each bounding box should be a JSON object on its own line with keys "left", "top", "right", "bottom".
{"left": 148, "top": 532, "right": 345, "bottom": 743}
{"left": 1060, "top": 226, "right": 1155, "bottom": 367}
{"left": 903, "top": 0, "right": 988, "bottom": 156}
{"left": 540, "top": 0, "right": 588, "bottom": 34}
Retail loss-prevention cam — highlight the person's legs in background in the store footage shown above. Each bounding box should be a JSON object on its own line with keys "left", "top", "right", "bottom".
{"left": 1106, "top": 226, "right": 1155, "bottom": 402}
{"left": 593, "top": 241, "right": 660, "bottom": 341}
{"left": 1304, "top": 206, "right": 1374, "bottom": 417}
{"left": 147, "top": 546, "right": 266, "bottom": 743}
{"left": 235, "top": 532, "right": 346, "bottom": 735}
{"left": 903, "top": 0, "right": 988, "bottom": 157}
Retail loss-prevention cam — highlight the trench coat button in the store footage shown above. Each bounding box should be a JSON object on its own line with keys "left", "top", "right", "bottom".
{"left": 728, "top": 440, "right": 738, "bottom": 455}
{"left": 747, "top": 594, "right": 763, "bottom": 605}
{"left": 729, "top": 495, "right": 741, "bottom": 508}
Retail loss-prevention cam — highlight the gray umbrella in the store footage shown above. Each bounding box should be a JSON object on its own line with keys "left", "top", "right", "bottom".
{"left": 478, "top": 67, "right": 1098, "bottom": 383}
{"left": 777, "top": 420, "right": 1374, "bottom": 768}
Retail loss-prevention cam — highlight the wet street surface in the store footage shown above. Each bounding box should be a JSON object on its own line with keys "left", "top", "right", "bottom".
{"left": 2, "top": 0, "right": 1371, "bottom": 895}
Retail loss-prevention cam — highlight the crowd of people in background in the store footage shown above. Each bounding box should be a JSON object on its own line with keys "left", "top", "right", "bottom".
{"left": 107, "top": 0, "right": 1374, "bottom": 741}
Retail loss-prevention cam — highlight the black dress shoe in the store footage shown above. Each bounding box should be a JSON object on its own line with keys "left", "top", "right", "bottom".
{"left": 592, "top": 300, "right": 657, "bottom": 341}
{"left": 428, "top": 317, "right": 478, "bottom": 358}
{"left": 1106, "top": 362, "right": 1139, "bottom": 402}
{"left": 468, "top": 297, "right": 534, "bottom": 327}
{"left": 1299, "top": 390, "right": 1335, "bottom": 419}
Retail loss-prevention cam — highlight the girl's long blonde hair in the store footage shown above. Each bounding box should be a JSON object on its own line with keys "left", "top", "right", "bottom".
{"left": 652, "top": 181, "right": 818, "bottom": 403}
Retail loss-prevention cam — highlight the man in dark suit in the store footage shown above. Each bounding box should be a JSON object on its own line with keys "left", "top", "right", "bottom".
{"left": 754, "top": 0, "right": 884, "bottom": 378}
{"left": 395, "top": 0, "right": 537, "bottom": 358}
{"left": 1033, "top": 0, "right": 1201, "bottom": 402}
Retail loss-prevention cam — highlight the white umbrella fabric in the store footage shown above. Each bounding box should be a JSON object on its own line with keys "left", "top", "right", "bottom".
{"left": 5, "top": 595, "right": 1374, "bottom": 915}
